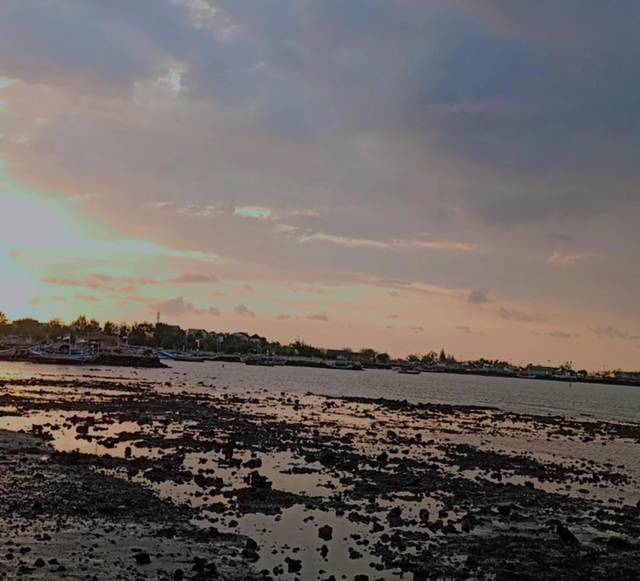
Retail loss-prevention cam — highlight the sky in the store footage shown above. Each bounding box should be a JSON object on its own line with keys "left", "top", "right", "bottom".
{"left": 1, "top": 0, "right": 639, "bottom": 370}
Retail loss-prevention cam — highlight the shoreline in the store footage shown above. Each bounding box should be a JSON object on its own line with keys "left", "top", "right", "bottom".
{"left": 1, "top": 370, "right": 639, "bottom": 580}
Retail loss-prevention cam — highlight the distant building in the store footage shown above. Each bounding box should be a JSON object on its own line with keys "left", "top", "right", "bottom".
{"left": 187, "top": 328, "right": 208, "bottom": 338}
{"left": 527, "top": 365, "right": 556, "bottom": 378}
{"left": 249, "top": 334, "right": 265, "bottom": 344}
{"left": 326, "top": 349, "right": 358, "bottom": 361}
{"left": 232, "top": 332, "right": 250, "bottom": 342}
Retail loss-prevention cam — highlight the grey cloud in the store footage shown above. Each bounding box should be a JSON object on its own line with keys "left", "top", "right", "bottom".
{"left": 307, "top": 313, "right": 329, "bottom": 322}
{"left": 387, "top": 314, "right": 400, "bottom": 320}
{"left": 276, "top": 314, "right": 291, "bottom": 320}
{"left": 589, "top": 327, "right": 640, "bottom": 341}
{"left": 551, "top": 233, "right": 573, "bottom": 242}
{"left": 234, "top": 304, "right": 256, "bottom": 318}
{"left": 455, "top": 326, "right": 471, "bottom": 333}
{"left": 496, "top": 308, "right": 544, "bottom": 323}
{"left": 158, "top": 296, "right": 220, "bottom": 317}
{"left": 467, "top": 289, "right": 490, "bottom": 306}
{"left": 549, "top": 331, "right": 577, "bottom": 339}
{"left": 170, "top": 273, "right": 219, "bottom": 283}
{"left": 409, "top": 326, "right": 424, "bottom": 332}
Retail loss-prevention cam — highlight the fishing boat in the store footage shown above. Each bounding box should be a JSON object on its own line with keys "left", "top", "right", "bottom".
{"left": 29, "top": 347, "right": 96, "bottom": 365}
{"left": 0, "top": 347, "right": 16, "bottom": 361}
{"left": 397, "top": 368, "right": 421, "bottom": 375}
{"left": 159, "top": 350, "right": 207, "bottom": 362}
{"left": 245, "top": 356, "right": 275, "bottom": 367}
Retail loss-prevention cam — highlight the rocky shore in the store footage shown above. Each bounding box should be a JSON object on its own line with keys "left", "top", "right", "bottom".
{"left": 0, "top": 372, "right": 639, "bottom": 580}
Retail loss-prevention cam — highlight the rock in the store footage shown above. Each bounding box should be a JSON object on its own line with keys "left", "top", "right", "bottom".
{"left": 173, "top": 569, "right": 184, "bottom": 580}
{"left": 286, "top": 558, "right": 302, "bottom": 573}
{"left": 124, "top": 446, "right": 132, "bottom": 459}
{"left": 320, "top": 544, "right": 329, "bottom": 559}
{"left": 245, "top": 471, "right": 272, "bottom": 489}
{"left": 134, "top": 552, "right": 152, "bottom": 565}
{"left": 556, "top": 524, "right": 580, "bottom": 545}
{"left": 348, "top": 547, "right": 363, "bottom": 560}
{"left": 607, "top": 537, "right": 632, "bottom": 551}
{"left": 34, "top": 558, "right": 46, "bottom": 567}
{"left": 355, "top": 576, "right": 369, "bottom": 581}
{"left": 318, "top": 525, "right": 333, "bottom": 541}
{"left": 246, "top": 538, "right": 259, "bottom": 551}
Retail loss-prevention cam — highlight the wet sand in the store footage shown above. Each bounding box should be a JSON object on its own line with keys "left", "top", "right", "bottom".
{"left": 1, "top": 373, "right": 639, "bottom": 580}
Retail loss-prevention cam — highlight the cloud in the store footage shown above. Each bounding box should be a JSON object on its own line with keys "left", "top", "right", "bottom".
{"left": 496, "top": 307, "right": 544, "bottom": 323}
{"left": 409, "top": 326, "right": 424, "bottom": 332}
{"left": 388, "top": 291, "right": 401, "bottom": 298}
{"left": 387, "top": 314, "right": 400, "bottom": 320}
{"left": 300, "top": 233, "right": 474, "bottom": 252}
{"left": 170, "top": 273, "right": 219, "bottom": 284}
{"left": 73, "top": 293, "right": 100, "bottom": 302}
{"left": 44, "top": 276, "right": 100, "bottom": 289}
{"left": 549, "top": 331, "right": 578, "bottom": 339}
{"left": 242, "top": 284, "right": 255, "bottom": 293}
{"left": 455, "top": 325, "right": 471, "bottom": 333}
{"left": 467, "top": 289, "right": 490, "bottom": 306}
{"left": 307, "top": 313, "right": 330, "bottom": 322}
{"left": 234, "top": 304, "right": 256, "bottom": 318}
{"left": 234, "top": 206, "right": 273, "bottom": 220}
{"left": 157, "top": 296, "right": 220, "bottom": 317}
{"left": 550, "top": 233, "right": 573, "bottom": 242}
{"left": 210, "top": 291, "right": 228, "bottom": 298}
{"left": 45, "top": 274, "right": 157, "bottom": 289}
{"left": 548, "top": 252, "right": 592, "bottom": 267}
{"left": 276, "top": 314, "right": 291, "bottom": 320}
{"left": 589, "top": 327, "right": 640, "bottom": 341}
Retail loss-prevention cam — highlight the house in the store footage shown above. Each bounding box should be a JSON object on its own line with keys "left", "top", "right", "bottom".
{"left": 527, "top": 365, "right": 556, "bottom": 378}
{"left": 187, "top": 328, "right": 208, "bottom": 338}
{"left": 249, "top": 334, "right": 265, "bottom": 344}
{"left": 232, "top": 332, "right": 250, "bottom": 342}
{"left": 326, "top": 349, "right": 359, "bottom": 361}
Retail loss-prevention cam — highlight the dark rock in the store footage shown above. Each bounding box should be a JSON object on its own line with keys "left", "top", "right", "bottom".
{"left": 319, "top": 525, "right": 333, "bottom": 541}
{"left": 556, "top": 524, "right": 580, "bottom": 545}
{"left": 134, "top": 552, "right": 152, "bottom": 565}
{"left": 34, "top": 558, "right": 46, "bottom": 567}
{"left": 286, "top": 558, "right": 302, "bottom": 573}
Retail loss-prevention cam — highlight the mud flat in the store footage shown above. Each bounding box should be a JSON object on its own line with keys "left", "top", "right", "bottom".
{"left": 0, "top": 373, "right": 639, "bottom": 580}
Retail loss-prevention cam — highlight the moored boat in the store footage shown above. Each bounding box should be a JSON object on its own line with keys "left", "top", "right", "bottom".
{"left": 245, "top": 356, "right": 275, "bottom": 367}
{"left": 29, "top": 347, "right": 96, "bottom": 365}
{"left": 159, "top": 350, "right": 206, "bottom": 362}
{"left": 398, "top": 368, "right": 421, "bottom": 375}
{"left": 0, "top": 347, "right": 17, "bottom": 361}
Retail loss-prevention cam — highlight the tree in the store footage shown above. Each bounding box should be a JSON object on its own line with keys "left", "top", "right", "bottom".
{"left": 439, "top": 348, "right": 447, "bottom": 364}
{"left": 103, "top": 321, "right": 119, "bottom": 336}
{"left": 71, "top": 315, "right": 89, "bottom": 334}
{"left": 376, "top": 352, "right": 390, "bottom": 364}
{"left": 0, "top": 312, "right": 8, "bottom": 327}
{"left": 12, "top": 318, "right": 46, "bottom": 341}
{"left": 45, "top": 318, "right": 65, "bottom": 340}
{"left": 359, "top": 348, "right": 378, "bottom": 362}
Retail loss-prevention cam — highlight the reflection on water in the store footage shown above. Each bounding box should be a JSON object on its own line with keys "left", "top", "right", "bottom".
{"left": 1, "top": 360, "right": 639, "bottom": 422}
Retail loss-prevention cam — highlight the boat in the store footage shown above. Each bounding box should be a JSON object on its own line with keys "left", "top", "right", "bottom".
{"left": 517, "top": 373, "right": 537, "bottom": 379}
{"left": 0, "top": 347, "right": 16, "bottom": 361}
{"left": 398, "top": 368, "right": 421, "bottom": 375}
{"left": 245, "top": 356, "right": 275, "bottom": 367}
{"left": 29, "top": 347, "right": 96, "bottom": 365}
{"left": 159, "top": 350, "right": 207, "bottom": 362}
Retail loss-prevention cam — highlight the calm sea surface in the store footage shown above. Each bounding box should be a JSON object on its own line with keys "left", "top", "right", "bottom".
{"left": 1, "top": 360, "right": 639, "bottom": 423}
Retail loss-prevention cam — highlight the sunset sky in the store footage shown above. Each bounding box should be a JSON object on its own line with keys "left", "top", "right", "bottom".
{"left": 1, "top": 1, "right": 640, "bottom": 369}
